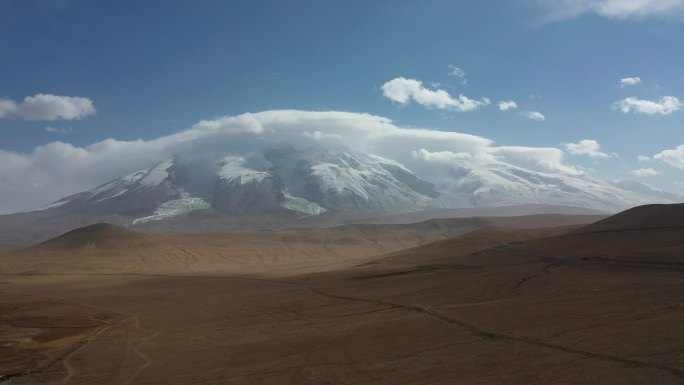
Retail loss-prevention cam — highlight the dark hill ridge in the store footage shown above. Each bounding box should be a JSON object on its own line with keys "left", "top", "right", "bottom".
{"left": 514, "top": 203, "right": 684, "bottom": 264}
{"left": 331, "top": 213, "right": 605, "bottom": 234}
{"left": 576, "top": 203, "right": 684, "bottom": 233}
{"left": 40, "top": 223, "right": 145, "bottom": 247}
{"left": 351, "top": 204, "right": 684, "bottom": 268}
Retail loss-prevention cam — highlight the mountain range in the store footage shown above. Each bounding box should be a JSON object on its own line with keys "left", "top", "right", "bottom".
{"left": 32, "top": 143, "right": 678, "bottom": 219}
{"left": 0, "top": 141, "right": 678, "bottom": 248}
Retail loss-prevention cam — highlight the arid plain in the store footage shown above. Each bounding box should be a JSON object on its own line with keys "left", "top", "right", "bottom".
{"left": 1, "top": 207, "right": 683, "bottom": 385}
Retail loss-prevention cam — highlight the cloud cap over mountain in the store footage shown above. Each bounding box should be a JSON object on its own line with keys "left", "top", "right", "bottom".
{"left": 0, "top": 109, "right": 589, "bottom": 214}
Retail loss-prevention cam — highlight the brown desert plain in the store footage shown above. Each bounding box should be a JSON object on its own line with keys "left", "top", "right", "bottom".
{"left": 1, "top": 206, "right": 683, "bottom": 385}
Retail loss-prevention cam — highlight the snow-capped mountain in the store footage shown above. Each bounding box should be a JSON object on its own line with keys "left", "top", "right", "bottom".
{"left": 36, "top": 145, "right": 438, "bottom": 224}
{"left": 30, "top": 143, "right": 678, "bottom": 226}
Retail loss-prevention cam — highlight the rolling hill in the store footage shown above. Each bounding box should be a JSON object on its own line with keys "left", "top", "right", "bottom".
{"left": 0, "top": 214, "right": 603, "bottom": 275}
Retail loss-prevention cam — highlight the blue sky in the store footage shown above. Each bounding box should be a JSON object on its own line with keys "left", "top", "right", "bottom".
{"left": 1, "top": 0, "right": 684, "bottom": 212}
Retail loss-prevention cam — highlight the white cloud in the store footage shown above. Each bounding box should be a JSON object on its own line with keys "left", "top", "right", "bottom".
{"left": 191, "top": 112, "right": 265, "bottom": 134}
{"left": 521, "top": 111, "right": 546, "bottom": 121}
{"left": 381, "top": 77, "right": 490, "bottom": 112}
{"left": 301, "top": 131, "right": 342, "bottom": 141}
{"left": 448, "top": 65, "right": 467, "bottom": 84}
{"left": 411, "top": 146, "right": 583, "bottom": 177}
{"left": 411, "top": 149, "right": 474, "bottom": 165}
{"left": 637, "top": 155, "right": 651, "bottom": 162}
{"left": 628, "top": 168, "right": 662, "bottom": 178}
{"left": 536, "top": 0, "right": 684, "bottom": 21}
{"left": 44, "top": 126, "right": 74, "bottom": 134}
{"left": 0, "top": 94, "right": 95, "bottom": 121}
{"left": 620, "top": 77, "right": 642, "bottom": 88}
{"left": 613, "top": 96, "right": 683, "bottom": 115}
{"left": 498, "top": 100, "right": 518, "bottom": 111}
{"left": 564, "top": 139, "right": 614, "bottom": 158}
{"left": 654, "top": 144, "right": 684, "bottom": 169}
{"left": 0, "top": 99, "right": 17, "bottom": 118}
{"left": 490, "top": 146, "right": 583, "bottom": 175}
{"left": 0, "top": 110, "right": 584, "bottom": 214}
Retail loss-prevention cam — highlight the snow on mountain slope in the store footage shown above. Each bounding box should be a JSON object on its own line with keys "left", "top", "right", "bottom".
{"left": 38, "top": 158, "right": 185, "bottom": 217}
{"left": 212, "top": 154, "right": 285, "bottom": 214}
{"left": 209, "top": 146, "right": 434, "bottom": 215}
{"left": 405, "top": 155, "right": 677, "bottom": 212}
{"left": 218, "top": 156, "right": 272, "bottom": 185}
{"left": 304, "top": 150, "right": 433, "bottom": 212}
{"left": 611, "top": 179, "right": 681, "bottom": 201}
{"left": 131, "top": 198, "right": 211, "bottom": 225}
{"left": 86, "top": 158, "right": 176, "bottom": 201}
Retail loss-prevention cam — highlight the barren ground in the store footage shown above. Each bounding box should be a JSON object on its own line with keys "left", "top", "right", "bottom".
{"left": 1, "top": 215, "right": 682, "bottom": 385}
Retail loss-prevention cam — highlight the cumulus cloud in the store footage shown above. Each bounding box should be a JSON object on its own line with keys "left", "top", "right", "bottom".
{"left": 536, "top": 0, "right": 684, "bottom": 21}
{"left": 637, "top": 155, "right": 651, "bottom": 162}
{"left": 613, "top": 96, "right": 683, "bottom": 115}
{"left": 0, "top": 94, "right": 95, "bottom": 121}
{"left": 628, "top": 168, "right": 662, "bottom": 178}
{"left": 654, "top": 144, "right": 684, "bottom": 169}
{"left": 381, "top": 77, "right": 490, "bottom": 112}
{"left": 498, "top": 100, "right": 518, "bottom": 111}
{"left": 0, "top": 110, "right": 586, "bottom": 214}
{"left": 448, "top": 65, "right": 467, "bottom": 84}
{"left": 521, "top": 111, "right": 545, "bottom": 121}
{"left": 564, "top": 139, "right": 614, "bottom": 158}
{"left": 620, "top": 77, "right": 642, "bottom": 87}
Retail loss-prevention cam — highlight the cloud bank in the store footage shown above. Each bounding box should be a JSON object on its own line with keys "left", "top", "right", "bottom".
{"left": 0, "top": 94, "right": 95, "bottom": 121}
{"left": 0, "top": 110, "right": 584, "bottom": 214}
{"left": 381, "top": 77, "right": 490, "bottom": 112}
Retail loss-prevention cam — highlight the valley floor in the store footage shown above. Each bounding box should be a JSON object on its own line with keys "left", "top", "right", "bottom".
{"left": 1, "top": 235, "right": 683, "bottom": 385}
